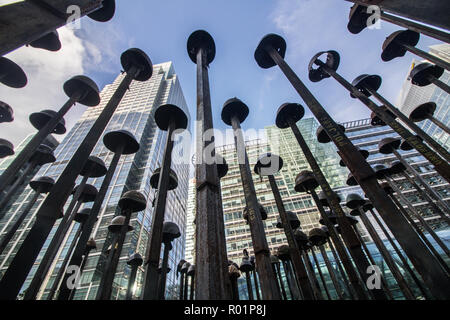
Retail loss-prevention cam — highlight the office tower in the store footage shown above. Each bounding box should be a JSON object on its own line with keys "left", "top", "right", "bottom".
{"left": 0, "top": 62, "right": 190, "bottom": 300}
{"left": 397, "top": 44, "right": 450, "bottom": 150}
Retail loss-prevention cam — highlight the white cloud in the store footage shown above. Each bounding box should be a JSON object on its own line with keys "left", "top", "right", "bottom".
{"left": 0, "top": 27, "right": 86, "bottom": 146}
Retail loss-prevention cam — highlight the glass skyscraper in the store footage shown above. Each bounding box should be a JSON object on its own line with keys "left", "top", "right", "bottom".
{"left": 0, "top": 61, "right": 190, "bottom": 300}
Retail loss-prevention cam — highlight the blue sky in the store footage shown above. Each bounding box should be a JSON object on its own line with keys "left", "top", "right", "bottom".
{"left": 0, "top": 0, "right": 440, "bottom": 145}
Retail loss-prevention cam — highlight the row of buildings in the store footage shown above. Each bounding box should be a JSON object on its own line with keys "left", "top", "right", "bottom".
{"left": 0, "top": 44, "right": 448, "bottom": 299}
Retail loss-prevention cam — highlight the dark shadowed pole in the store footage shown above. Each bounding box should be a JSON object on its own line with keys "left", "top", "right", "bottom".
{"left": 57, "top": 129, "right": 140, "bottom": 300}
{"left": 240, "top": 252, "right": 254, "bottom": 300}
{"left": 157, "top": 222, "right": 181, "bottom": 300}
{"left": 187, "top": 30, "right": 231, "bottom": 300}
{"left": 379, "top": 182, "right": 450, "bottom": 277}
{"left": 187, "top": 264, "right": 195, "bottom": 300}
{"left": 341, "top": 219, "right": 395, "bottom": 300}
{"left": 0, "top": 0, "right": 115, "bottom": 56}
{"left": 309, "top": 244, "right": 331, "bottom": 300}
{"left": 96, "top": 191, "right": 146, "bottom": 300}
{"left": 254, "top": 153, "right": 314, "bottom": 300}
{"left": 249, "top": 256, "right": 261, "bottom": 300}
{"left": 24, "top": 157, "right": 104, "bottom": 300}
{"left": 311, "top": 228, "right": 345, "bottom": 300}
{"left": 183, "top": 262, "right": 190, "bottom": 300}
{"left": 0, "top": 75, "right": 99, "bottom": 203}
{"left": 365, "top": 202, "right": 431, "bottom": 300}
{"left": 46, "top": 208, "right": 92, "bottom": 300}
{"left": 294, "top": 230, "right": 325, "bottom": 300}
{"left": 347, "top": 4, "right": 450, "bottom": 43}
{"left": 228, "top": 262, "right": 241, "bottom": 300}
{"left": 141, "top": 103, "right": 187, "bottom": 300}
{"left": 0, "top": 144, "right": 56, "bottom": 217}
{"left": 221, "top": 98, "right": 281, "bottom": 300}
{"left": 380, "top": 30, "right": 450, "bottom": 71}
{"left": 0, "top": 48, "right": 152, "bottom": 300}
{"left": 345, "top": 0, "right": 450, "bottom": 30}
{"left": 409, "top": 63, "right": 450, "bottom": 95}
{"left": 125, "top": 253, "right": 143, "bottom": 300}
{"left": 270, "top": 255, "right": 287, "bottom": 300}
{"left": 310, "top": 52, "right": 450, "bottom": 180}
{"left": 276, "top": 245, "right": 301, "bottom": 300}
{"left": 0, "top": 177, "right": 54, "bottom": 255}
{"left": 378, "top": 138, "right": 450, "bottom": 218}
{"left": 274, "top": 102, "right": 373, "bottom": 300}
{"left": 346, "top": 193, "right": 416, "bottom": 299}
{"left": 373, "top": 165, "right": 450, "bottom": 259}
{"left": 407, "top": 101, "right": 450, "bottom": 139}
{"left": 176, "top": 260, "right": 186, "bottom": 300}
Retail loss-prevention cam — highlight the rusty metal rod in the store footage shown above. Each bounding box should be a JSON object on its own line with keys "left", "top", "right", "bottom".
{"left": 301, "top": 250, "right": 325, "bottom": 300}
{"left": 57, "top": 144, "right": 125, "bottom": 300}
{"left": 318, "top": 244, "right": 344, "bottom": 300}
{"left": 288, "top": 120, "right": 372, "bottom": 299}
{"left": 384, "top": 175, "right": 450, "bottom": 258}
{"left": 267, "top": 174, "right": 314, "bottom": 299}
{"left": 310, "top": 247, "right": 332, "bottom": 300}
{"left": 230, "top": 115, "right": 281, "bottom": 300}
{"left": 368, "top": 208, "right": 431, "bottom": 299}
{"left": 391, "top": 149, "right": 450, "bottom": 213}
{"left": 315, "top": 60, "right": 450, "bottom": 180}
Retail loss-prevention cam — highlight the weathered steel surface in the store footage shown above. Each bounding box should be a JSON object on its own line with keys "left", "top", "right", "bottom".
{"left": 344, "top": 0, "right": 450, "bottom": 31}
{"left": 264, "top": 44, "right": 450, "bottom": 299}
{"left": 193, "top": 44, "right": 231, "bottom": 300}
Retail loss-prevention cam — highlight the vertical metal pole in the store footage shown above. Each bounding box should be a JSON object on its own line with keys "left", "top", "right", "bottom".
{"left": 387, "top": 193, "right": 450, "bottom": 275}
{"left": 245, "top": 271, "right": 254, "bottom": 300}
{"left": 283, "top": 260, "right": 301, "bottom": 300}
{"left": 274, "top": 263, "right": 287, "bottom": 300}
{"left": 230, "top": 115, "right": 281, "bottom": 300}
{"left": 125, "top": 265, "right": 138, "bottom": 300}
{"left": 24, "top": 174, "right": 89, "bottom": 300}
{"left": 252, "top": 270, "right": 261, "bottom": 300}
{"left": 318, "top": 245, "right": 344, "bottom": 299}
{"left": 310, "top": 247, "right": 332, "bottom": 300}
{"left": 352, "top": 225, "right": 394, "bottom": 300}
{"left": 391, "top": 149, "right": 450, "bottom": 213}
{"left": 267, "top": 174, "right": 314, "bottom": 299}
{"left": 368, "top": 209, "right": 431, "bottom": 300}
{"left": 357, "top": 208, "right": 416, "bottom": 299}
{"left": 0, "top": 190, "right": 40, "bottom": 255}
{"left": 96, "top": 208, "right": 132, "bottom": 300}
{"left": 57, "top": 145, "right": 124, "bottom": 300}
{"left": 189, "top": 274, "right": 195, "bottom": 300}
{"left": 384, "top": 176, "right": 450, "bottom": 258}
{"left": 46, "top": 224, "right": 84, "bottom": 300}
{"left": 179, "top": 274, "right": 185, "bottom": 300}
{"left": 142, "top": 121, "right": 175, "bottom": 300}
{"left": 194, "top": 46, "right": 231, "bottom": 300}
{"left": 184, "top": 271, "right": 189, "bottom": 300}
{"left": 301, "top": 250, "right": 324, "bottom": 300}
{"left": 0, "top": 67, "right": 138, "bottom": 300}
{"left": 326, "top": 238, "right": 354, "bottom": 299}
{"left": 68, "top": 245, "right": 94, "bottom": 300}
{"left": 264, "top": 49, "right": 450, "bottom": 298}
{"left": 157, "top": 243, "right": 171, "bottom": 300}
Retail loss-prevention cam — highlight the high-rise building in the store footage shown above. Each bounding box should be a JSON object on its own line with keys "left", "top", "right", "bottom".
{"left": 397, "top": 44, "right": 450, "bottom": 150}
{"left": 0, "top": 62, "right": 190, "bottom": 300}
